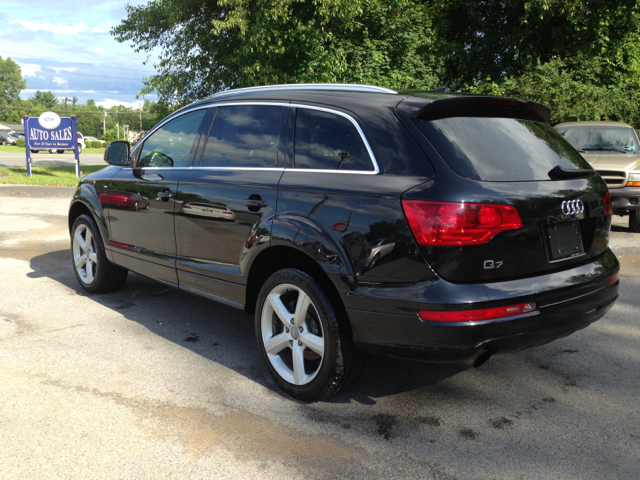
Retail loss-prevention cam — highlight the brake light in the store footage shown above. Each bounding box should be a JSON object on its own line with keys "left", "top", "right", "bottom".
{"left": 418, "top": 301, "right": 538, "bottom": 323}
{"left": 402, "top": 201, "right": 523, "bottom": 246}
{"left": 610, "top": 272, "right": 619, "bottom": 286}
{"left": 603, "top": 192, "right": 612, "bottom": 216}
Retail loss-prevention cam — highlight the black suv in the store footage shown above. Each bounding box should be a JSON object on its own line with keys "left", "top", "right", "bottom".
{"left": 68, "top": 84, "right": 619, "bottom": 401}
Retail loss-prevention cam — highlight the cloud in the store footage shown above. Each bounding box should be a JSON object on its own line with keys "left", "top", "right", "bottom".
{"left": 18, "top": 64, "right": 42, "bottom": 77}
{"left": 83, "top": 90, "right": 96, "bottom": 93}
{"left": 53, "top": 67, "right": 76, "bottom": 73}
{"left": 52, "top": 77, "right": 69, "bottom": 87}
{"left": 97, "top": 99, "right": 142, "bottom": 109}
{"left": 10, "top": 20, "right": 113, "bottom": 35}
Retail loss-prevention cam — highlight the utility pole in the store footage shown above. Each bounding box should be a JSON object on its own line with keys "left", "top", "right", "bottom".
{"left": 60, "top": 97, "right": 72, "bottom": 116}
{"left": 139, "top": 103, "right": 142, "bottom": 131}
{"left": 116, "top": 110, "right": 119, "bottom": 141}
{"left": 103, "top": 110, "right": 107, "bottom": 136}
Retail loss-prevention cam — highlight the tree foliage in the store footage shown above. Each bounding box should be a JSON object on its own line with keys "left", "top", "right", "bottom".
{"left": 0, "top": 56, "right": 26, "bottom": 117}
{"left": 431, "top": 0, "right": 640, "bottom": 87}
{"left": 112, "top": 0, "right": 442, "bottom": 105}
{"left": 469, "top": 56, "right": 640, "bottom": 126}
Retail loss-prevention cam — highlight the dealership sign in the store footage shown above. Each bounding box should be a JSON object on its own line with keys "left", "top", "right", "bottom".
{"left": 23, "top": 113, "right": 81, "bottom": 177}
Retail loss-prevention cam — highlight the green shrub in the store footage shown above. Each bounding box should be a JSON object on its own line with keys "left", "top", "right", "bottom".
{"left": 92, "top": 141, "right": 104, "bottom": 148}
{"left": 16, "top": 139, "right": 25, "bottom": 147}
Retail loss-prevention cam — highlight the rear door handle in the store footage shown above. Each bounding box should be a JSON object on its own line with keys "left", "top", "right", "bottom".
{"left": 243, "top": 199, "right": 268, "bottom": 208}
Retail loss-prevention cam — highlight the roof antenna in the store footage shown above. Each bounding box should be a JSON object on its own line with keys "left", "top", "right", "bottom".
{"left": 433, "top": 81, "right": 451, "bottom": 93}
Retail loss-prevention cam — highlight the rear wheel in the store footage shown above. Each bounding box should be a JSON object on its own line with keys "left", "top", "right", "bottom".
{"left": 71, "top": 214, "right": 128, "bottom": 293}
{"left": 255, "top": 268, "right": 363, "bottom": 401}
{"left": 630, "top": 209, "right": 640, "bottom": 233}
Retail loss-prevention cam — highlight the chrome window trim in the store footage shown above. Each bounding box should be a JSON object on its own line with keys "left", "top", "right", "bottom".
{"left": 134, "top": 101, "right": 380, "bottom": 174}
{"left": 208, "top": 83, "right": 397, "bottom": 99}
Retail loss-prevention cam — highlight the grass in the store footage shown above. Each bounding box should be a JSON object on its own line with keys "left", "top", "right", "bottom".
{"left": 0, "top": 145, "right": 106, "bottom": 154}
{"left": 0, "top": 165, "right": 107, "bottom": 186}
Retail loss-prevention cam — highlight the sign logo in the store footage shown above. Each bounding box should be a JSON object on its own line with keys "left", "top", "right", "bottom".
{"left": 38, "top": 111, "right": 61, "bottom": 130}
{"left": 561, "top": 199, "right": 584, "bottom": 216}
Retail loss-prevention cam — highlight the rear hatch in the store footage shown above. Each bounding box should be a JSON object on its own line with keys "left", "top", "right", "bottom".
{"left": 397, "top": 95, "right": 612, "bottom": 283}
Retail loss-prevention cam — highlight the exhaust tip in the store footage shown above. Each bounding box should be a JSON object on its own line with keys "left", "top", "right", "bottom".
{"left": 473, "top": 350, "right": 493, "bottom": 368}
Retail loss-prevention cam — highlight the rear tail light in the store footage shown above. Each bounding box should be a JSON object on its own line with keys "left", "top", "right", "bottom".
{"left": 610, "top": 272, "right": 619, "bottom": 286}
{"left": 418, "top": 301, "right": 538, "bottom": 323}
{"left": 603, "top": 191, "right": 612, "bottom": 216}
{"left": 402, "top": 201, "right": 523, "bottom": 246}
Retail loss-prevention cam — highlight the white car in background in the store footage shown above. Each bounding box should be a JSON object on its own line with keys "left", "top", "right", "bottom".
{"left": 84, "top": 136, "right": 105, "bottom": 146}
{"left": 33, "top": 132, "right": 87, "bottom": 154}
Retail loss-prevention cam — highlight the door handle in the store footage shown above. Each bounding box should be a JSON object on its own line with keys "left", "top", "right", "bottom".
{"left": 243, "top": 199, "right": 268, "bottom": 208}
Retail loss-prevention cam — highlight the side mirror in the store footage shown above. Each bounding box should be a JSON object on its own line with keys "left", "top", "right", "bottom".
{"left": 104, "top": 141, "right": 131, "bottom": 166}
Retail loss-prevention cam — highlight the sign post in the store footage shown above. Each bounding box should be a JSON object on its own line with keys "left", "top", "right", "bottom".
{"left": 23, "top": 112, "right": 81, "bottom": 178}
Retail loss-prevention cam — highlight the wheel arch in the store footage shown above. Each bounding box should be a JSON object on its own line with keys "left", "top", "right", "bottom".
{"left": 244, "top": 245, "right": 350, "bottom": 321}
{"left": 68, "top": 185, "right": 112, "bottom": 259}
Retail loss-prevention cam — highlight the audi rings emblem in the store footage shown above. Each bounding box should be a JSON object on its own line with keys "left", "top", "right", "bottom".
{"left": 561, "top": 199, "right": 584, "bottom": 216}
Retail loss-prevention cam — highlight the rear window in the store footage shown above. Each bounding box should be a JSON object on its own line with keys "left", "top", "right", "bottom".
{"left": 556, "top": 126, "right": 639, "bottom": 153}
{"left": 413, "top": 117, "right": 590, "bottom": 181}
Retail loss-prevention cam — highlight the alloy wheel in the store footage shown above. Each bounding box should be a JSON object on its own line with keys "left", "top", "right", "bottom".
{"left": 260, "top": 284, "right": 325, "bottom": 386}
{"left": 72, "top": 224, "right": 98, "bottom": 284}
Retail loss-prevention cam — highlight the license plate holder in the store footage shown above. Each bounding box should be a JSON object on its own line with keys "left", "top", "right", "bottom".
{"left": 546, "top": 221, "right": 584, "bottom": 261}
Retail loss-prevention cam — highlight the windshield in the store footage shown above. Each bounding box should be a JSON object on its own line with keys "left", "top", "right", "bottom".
{"left": 556, "top": 126, "right": 639, "bottom": 153}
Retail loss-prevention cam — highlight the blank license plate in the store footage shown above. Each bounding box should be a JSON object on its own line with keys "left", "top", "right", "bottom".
{"left": 547, "top": 221, "right": 584, "bottom": 260}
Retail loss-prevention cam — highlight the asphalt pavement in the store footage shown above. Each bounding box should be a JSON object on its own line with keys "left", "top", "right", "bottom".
{"left": 0, "top": 150, "right": 105, "bottom": 168}
{"left": 0, "top": 185, "right": 638, "bottom": 479}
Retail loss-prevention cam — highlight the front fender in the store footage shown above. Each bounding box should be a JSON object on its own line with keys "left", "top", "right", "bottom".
{"left": 69, "top": 182, "right": 112, "bottom": 261}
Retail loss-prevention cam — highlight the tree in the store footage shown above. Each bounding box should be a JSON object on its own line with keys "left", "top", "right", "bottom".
{"left": 470, "top": 56, "right": 640, "bottom": 127}
{"left": 0, "top": 56, "right": 27, "bottom": 122}
{"left": 29, "top": 90, "right": 59, "bottom": 110}
{"left": 112, "top": 0, "right": 442, "bottom": 105}
{"left": 430, "top": 0, "right": 640, "bottom": 88}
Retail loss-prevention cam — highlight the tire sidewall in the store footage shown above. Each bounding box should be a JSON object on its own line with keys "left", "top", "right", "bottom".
{"left": 255, "top": 269, "right": 342, "bottom": 400}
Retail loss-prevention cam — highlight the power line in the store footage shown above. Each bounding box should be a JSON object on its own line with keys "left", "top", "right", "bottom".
{"left": 0, "top": 49, "right": 154, "bottom": 74}
{"left": 35, "top": 67, "right": 144, "bottom": 82}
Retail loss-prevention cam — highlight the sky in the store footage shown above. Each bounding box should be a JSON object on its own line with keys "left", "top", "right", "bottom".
{"left": 1, "top": 0, "right": 158, "bottom": 109}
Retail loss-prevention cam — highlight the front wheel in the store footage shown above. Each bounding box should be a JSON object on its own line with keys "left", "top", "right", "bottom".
{"left": 630, "top": 209, "right": 640, "bottom": 233}
{"left": 71, "top": 214, "right": 128, "bottom": 293}
{"left": 255, "top": 268, "right": 364, "bottom": 401}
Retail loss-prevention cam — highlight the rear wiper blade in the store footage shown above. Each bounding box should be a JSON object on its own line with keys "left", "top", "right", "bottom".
{"left": 548, "top": 165, "right": 592, "bottom": 180}
{"left": 581, "top": 147, "right": 631, "bottom": 154}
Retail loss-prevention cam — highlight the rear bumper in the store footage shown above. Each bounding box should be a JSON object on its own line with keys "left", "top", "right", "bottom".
{"left": 610, "top": 186, "right": 640, "bottom": 211}
{"left": 344, "top": 249, "right": 619, "bottom": 363}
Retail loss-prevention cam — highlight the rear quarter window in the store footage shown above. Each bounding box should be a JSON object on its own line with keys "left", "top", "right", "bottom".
{"left": 294, "top": 108, "right": 374, "bottom": 171}
{"left": 414, "top": 117, "right": 590, "bottom": 181}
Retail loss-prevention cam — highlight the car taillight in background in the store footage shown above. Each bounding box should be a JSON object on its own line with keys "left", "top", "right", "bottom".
{"left": 402, "top": 201, "right": 524, "bottom": 246}
{"left": 603, "top": 191, "right": 612, "bottom": 216}
{"left": 418, "top": 301, "right": 538, "bottom": 323}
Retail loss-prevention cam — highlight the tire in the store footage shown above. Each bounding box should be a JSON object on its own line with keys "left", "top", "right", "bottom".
{"left": 71, "top": 214, "right": 128, "bottom": 293}
{"left": 630, "top": 209, "right": 640, "bottom": 233}
{"left": 57, "top": 150, "right": 64, "bottom": 154}
{"left": 78, "top": 145, "right": 83, "bottom": 154}
{"left": 255, "top": 268, "right": 364, "bottom": 401}
{"left": 1, "top": 140, "right": 6, "bottom": 145}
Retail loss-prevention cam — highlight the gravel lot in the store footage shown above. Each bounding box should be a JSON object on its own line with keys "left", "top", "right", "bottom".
{"left": 0, "top": 185, "right": 638, "bottom": 479}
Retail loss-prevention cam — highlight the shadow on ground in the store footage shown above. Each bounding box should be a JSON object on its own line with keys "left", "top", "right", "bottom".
{"left": 28, "top": 249, "right": 466, "bottom": 404}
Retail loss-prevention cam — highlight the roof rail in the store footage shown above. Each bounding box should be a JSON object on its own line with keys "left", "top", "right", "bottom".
{"left": 208, "top": 83, "right": 397, "bottom": 99}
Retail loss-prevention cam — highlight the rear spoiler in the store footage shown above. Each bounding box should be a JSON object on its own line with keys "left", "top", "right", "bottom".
{"left": 407, "top": 96, "right": 550, "bottom": 123}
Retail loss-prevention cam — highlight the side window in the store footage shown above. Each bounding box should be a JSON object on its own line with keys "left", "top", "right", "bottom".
{"left": 294, "top": 108, "right": 373, "bottom": 171}
{"left": 138, "top": 109, "right": 207, "bottom": 168}
{"left": 201, "top": 105, "right": 283, "bottom": 168}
